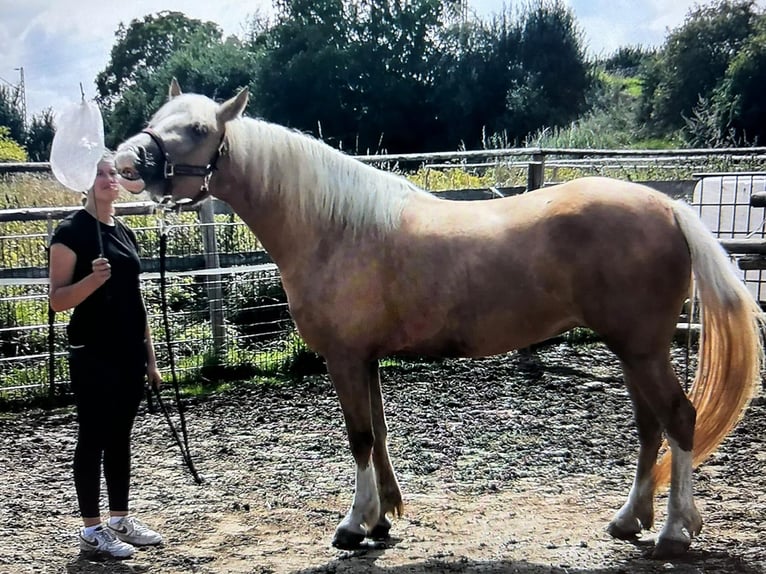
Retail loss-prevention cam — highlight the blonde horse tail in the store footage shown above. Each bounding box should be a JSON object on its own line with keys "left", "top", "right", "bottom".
{"left": 653, "top": 200, "right": 763, "bottom": 489}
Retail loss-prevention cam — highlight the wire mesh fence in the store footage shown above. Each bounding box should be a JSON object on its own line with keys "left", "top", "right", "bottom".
{"left": 0, "top": 200, "right": 302, "bottom": 402}
{"left": 0, "top": 267, "right": 301, "bottom": 401}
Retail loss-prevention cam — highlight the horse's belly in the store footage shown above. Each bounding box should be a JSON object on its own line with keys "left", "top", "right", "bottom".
{"left": 392, "top": 307, "right": 579, "bottom": 359}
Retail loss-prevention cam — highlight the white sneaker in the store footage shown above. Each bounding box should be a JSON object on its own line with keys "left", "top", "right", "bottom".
{"left": 107, "top": 516, "right": 163, "bottom": 546}
{"left": 79, "top": 525, "right": 136, "bottom": 558}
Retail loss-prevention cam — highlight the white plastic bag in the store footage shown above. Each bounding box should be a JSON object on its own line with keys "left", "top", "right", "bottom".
{"left": 50, "top": 99, "right": 105, "bottom": 192}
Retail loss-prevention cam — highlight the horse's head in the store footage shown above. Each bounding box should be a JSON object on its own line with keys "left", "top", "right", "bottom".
{"left": 115, "top": 79, "right": 248, "bottom": 207}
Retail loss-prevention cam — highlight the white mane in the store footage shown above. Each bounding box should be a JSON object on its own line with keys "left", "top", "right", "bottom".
{"left": 227, "top": 117, "right": 430, "bottom": 233}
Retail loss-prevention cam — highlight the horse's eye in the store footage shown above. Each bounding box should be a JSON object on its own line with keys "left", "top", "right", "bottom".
{"left": 191, "top": 122, "right": 209, "bottom": 137}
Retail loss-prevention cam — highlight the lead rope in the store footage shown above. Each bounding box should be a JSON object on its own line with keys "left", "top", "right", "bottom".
{"left": 46, "top": 238, "right": 57, "bottom": 398}
{"left": 153, "top": 212, "right": 203, "bottom": 484}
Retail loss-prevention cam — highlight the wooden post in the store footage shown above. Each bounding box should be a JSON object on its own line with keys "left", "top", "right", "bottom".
{"left": 199, "top": 201, "right": 225, "bottom": 358}
{"left": 527, "top": 153, "right": 545, "bottom": 192}
{"left": 521, "top": 153, "right": 546, "bottom": 360}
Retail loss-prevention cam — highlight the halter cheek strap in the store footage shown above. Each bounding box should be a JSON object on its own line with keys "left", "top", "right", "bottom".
{"left": 141, "top": 128, "right": 224, "bottom": 200}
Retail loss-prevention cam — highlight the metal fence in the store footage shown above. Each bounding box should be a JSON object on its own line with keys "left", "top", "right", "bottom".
{"left": 2, "top": 147, "right": 766, "bottom": 401}
{"left": 691, "top": 173, "right": 766, "bottom": 302}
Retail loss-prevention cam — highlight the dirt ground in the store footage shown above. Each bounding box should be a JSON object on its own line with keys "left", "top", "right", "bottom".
{"left": 1, "top": 341, "right": 765, "bottom": 574}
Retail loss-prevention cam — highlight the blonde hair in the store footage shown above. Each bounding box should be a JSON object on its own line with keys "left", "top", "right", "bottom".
{"left": 85, "top": 149, "right": 116, "bottom": 195}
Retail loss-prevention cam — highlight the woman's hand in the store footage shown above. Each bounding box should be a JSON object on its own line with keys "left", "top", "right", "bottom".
{"left": 91, "top": 257, "right": 111, "bottom": 285}
{"left": 147, "top": 363, "right": 162, "bottom": 390}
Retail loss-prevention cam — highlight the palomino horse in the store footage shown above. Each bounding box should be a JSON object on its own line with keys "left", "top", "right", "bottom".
{"left": 115, "top": 81, "right": 763, "bottom": 558}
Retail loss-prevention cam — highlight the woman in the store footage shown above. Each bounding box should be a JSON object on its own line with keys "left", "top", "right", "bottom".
{"left": 49, "top": 150, "right": 163, "bottom": 559}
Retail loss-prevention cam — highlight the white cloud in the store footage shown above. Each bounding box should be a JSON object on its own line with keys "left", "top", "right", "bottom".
{"left": 645, "top": 0, "right": 695, "bottom": 34}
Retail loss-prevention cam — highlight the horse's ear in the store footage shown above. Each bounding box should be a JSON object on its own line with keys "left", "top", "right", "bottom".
{"left": 218, "top": 88, "right": 249, "bottom": 124}
{"left": 169, "top": 78, "right": 182, "bottom": 99}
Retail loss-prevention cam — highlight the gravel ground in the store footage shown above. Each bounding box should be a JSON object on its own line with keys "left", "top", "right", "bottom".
{"left": 1, "top": 341, "right": 765, "bottom": 574}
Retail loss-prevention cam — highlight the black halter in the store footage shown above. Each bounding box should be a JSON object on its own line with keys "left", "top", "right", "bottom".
{"left": 141, "top": 127, "right": 224, "bottom": 205}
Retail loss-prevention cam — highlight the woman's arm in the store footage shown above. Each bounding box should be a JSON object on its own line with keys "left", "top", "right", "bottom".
{"left": 48, "top": 243, "right": 110, "bottom": 312}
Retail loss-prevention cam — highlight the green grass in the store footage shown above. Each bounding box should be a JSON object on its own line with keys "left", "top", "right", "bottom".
{"left": 178, "top": 380, "right": 233, "bottom": 398}
{"left": 598, "top": 70, "right": 643, "bottom": 99}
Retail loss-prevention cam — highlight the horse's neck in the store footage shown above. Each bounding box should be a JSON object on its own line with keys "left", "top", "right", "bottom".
{"left": 212, "top": 128, "right": 321, "bottom": 274}
{"left": 216, "top": 175, "right": 311, "bottom": 274}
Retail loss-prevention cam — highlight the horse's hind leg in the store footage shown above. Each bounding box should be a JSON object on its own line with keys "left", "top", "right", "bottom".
{"left": 325, "top": 356, "right": 381, "bottom": 549}
{"left": 368, "top": 361, "right": 403, "bottom": 540}
{"left": 609, "top": 352, "right": 702, "bottom": 557}
{"left": 655, "top": 435, "right": 703, "bottom": 557}
{"left": 607, "top": 361, "right": 663, "bottom": 539}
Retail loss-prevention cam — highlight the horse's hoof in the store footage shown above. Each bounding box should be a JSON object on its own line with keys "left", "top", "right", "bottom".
{"left": 653, "top": 537, "right": 690, "bottom": 559}
{"left": 332, "top": 528, "right": 365, "bottom": 550}
{"left": 368, "top": 516, "right": 392, "bottom": 540}
{"left": 606, "top": 518, "right": 641, "bottom": 540}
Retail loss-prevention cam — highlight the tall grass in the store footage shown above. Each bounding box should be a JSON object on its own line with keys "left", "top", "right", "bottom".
{"left": 0, "top": 173, "right": 85, "bottom": 208}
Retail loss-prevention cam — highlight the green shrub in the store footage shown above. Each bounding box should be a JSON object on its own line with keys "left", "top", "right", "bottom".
{"left": 0, "top": 127, "right": 27, "bottom": 162}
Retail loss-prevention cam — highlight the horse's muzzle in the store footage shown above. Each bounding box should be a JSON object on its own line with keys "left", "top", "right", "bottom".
{"left": 115, "top": 138, "right": 165, "bottom": 198}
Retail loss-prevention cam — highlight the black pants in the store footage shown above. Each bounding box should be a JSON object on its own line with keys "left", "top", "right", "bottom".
{"left": 69, "top": 342, "right": 146, "bottom": 518}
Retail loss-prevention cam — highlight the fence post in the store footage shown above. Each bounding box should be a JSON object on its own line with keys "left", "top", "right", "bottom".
{"left": 520, "top": 154, "right": 545, "bottom": 362}
{"left": 527, "top": 153, "right": 545, "bottom": 191}
{"left": 199, "top": 201, "right": 225, "bottom": 358}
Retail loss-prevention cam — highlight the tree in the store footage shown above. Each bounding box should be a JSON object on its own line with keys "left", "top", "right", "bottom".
{"left": 433, "top": 1, "right": 590, "bottom": 148}
{"left": 348, "top": 0, "right": 464, "bottom": 152}
{"left": 0, "top": 86, "right": 25, "bottom": 144}
{"left": 157, "top": 36, "right": 258, "bottom": 103}
{"left": 433, "top": 16, "right": 522, "bottom": 149}
{"left": 505, "top": 1, "right": 591, "bottom": 139}
{"left": 251, "top": 0, "right": 359, "bottom": 148}
{"left": 96, "top": 11, "right": 223, "bottom": 107}
{"left": 102, "top": 87, "right": 153, "bottom": 150}
{"left": 639, "top": 0, "right": 760, "bottom": 133}
{"left": 97, "top": 13, "right": 258, "bottom": 147}
{"left": 713, "top": 24, "right": 766, "bottom": 144}
{"left": 24, "top": 109, "right": 55, "bottom": 162}
{"left": 102, "top": 33, "right": 259, "bottom": 148}
{"left": 251, "top": 0, "right": 463, "bottom": 153}
{"left": 600, "top": 46, "right": 655, "bottom": 76}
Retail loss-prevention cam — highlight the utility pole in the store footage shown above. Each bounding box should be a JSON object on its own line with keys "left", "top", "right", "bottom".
{"left": 15, "top": 67, "right": 26, "bottom": 128}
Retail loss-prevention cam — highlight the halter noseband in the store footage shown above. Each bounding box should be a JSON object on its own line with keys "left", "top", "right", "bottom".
{"left": 141, "top": 127, "right": 224, "bottom": 203}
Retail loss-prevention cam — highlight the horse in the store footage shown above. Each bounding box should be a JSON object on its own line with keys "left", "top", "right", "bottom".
{"left": 115, "top": 80, "right": 763, "bottom": 559}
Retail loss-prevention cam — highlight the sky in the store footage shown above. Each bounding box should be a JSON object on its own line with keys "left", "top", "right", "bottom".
{"left": 1, "top": 0, "right": 763, "bottom": 123}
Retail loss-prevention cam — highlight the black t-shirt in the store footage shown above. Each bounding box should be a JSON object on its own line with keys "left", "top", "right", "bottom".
{"left": 50, "top": 209, "right": 146, "bottom": 348}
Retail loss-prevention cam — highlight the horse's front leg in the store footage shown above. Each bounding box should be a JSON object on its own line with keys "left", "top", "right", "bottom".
{"left": 326, "top": 356, "right": 381, "bottom": 549}
{"left": 368, "top": 360, "right": 403, "bottom": 540}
